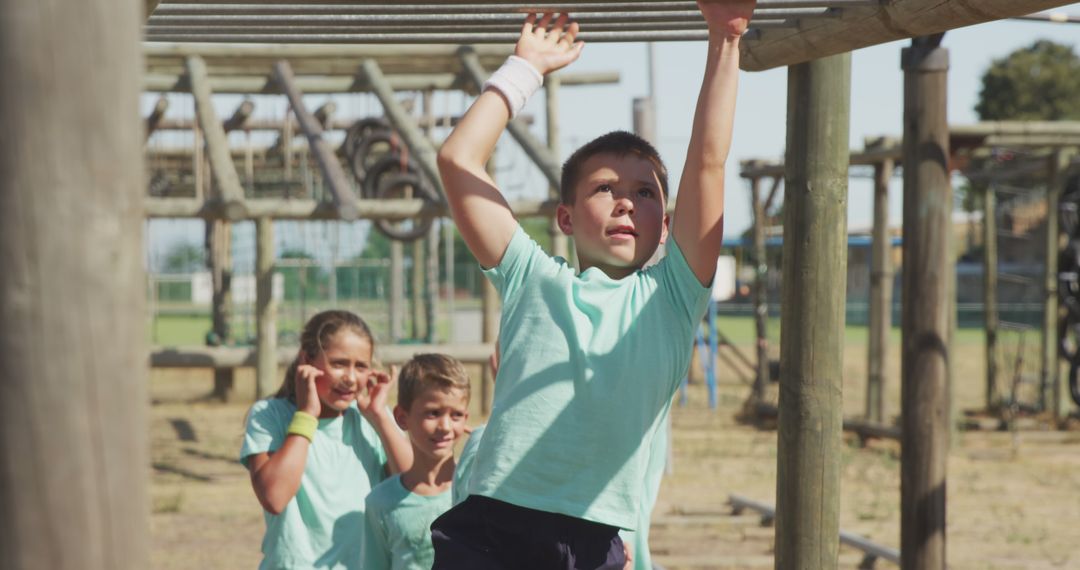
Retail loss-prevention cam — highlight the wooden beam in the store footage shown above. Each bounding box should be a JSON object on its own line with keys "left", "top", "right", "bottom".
{"left": 144, "top": 42, "right": 514, "bottom": 75}
{"left": 389, "top": 241, "right": 405, "bottom": 342}
{"left": 255, "top": 217, "right": 277, "bottom": 399}
{"left": 222, "top": 99, "right": 254, "bottom": 132}
{"left": 740, "top": 0, "right": 1078, "bottom": 71}
{"left": 1045, "top": 149, "right": 1076, "bottom": 418}
{"left": 749, "top": 172, "right": 769, "bottom": 404}
{"left": 867, "top": 145, "right": 894, "bottom": 424}
{"left": 358, "top": 58, "right": 446, "bottom": 197}
{"left": 150, "top": 343, "right": 497, "bottom": 368}
{"left": 546, "top": 74, "right": 570, "bottom": 259}
{"left": 775, "top": 52, "right": 850, "bottom": 569}
{"left": 900, "top": 36, "right": 950, "bottom": 570}
{"left": 1, "top": 0, "right": 148, "bottom": 566}
{"left": 142, "top": 70, "right": 619, "bottom": 94}
{"left": 144, "top": 196, "right": 557, "bottom": 220}
{"left": 983, "top": 184, "right": 999, "bottom": 412}
{"left": 273, "top": 60, "right": 359, "bottom": 221}
{"left": 207, "top": 219, "right": 235, "bottom": 401}
{"left": 459, "top": 47, "right": 563, "bottom": 189}
{"left": 145, "top": 95, "right": 169, "bottom": 140}
{"left": 185, "top": 55, "right": 248, "bottom": 220}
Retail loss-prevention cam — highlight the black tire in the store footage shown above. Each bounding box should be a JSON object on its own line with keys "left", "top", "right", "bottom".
{"left": 350, "top": 130, "right": 399, "bottom": 190}
{"left": 342, "top": 117, "right": 391, "bottom": 159}
{"left": 372, "top": 171, "right": 437, "bottom": 242}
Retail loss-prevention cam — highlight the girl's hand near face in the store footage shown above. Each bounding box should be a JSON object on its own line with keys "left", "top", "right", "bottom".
{"left": 294, "top": 362, "right": 323, "bottom": 418}
{"left": 358, "top": 365, "right": 398, "bottom": 418}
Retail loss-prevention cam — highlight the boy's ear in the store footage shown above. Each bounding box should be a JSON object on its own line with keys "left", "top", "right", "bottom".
{"left": 659, "top": 213, "right": 670, "bottom": 245}
{"left": 556, "top": 203, "right": 574, "bottom": 236}
{"left": 393, "top": 405, "right": 408, "bottom": 431}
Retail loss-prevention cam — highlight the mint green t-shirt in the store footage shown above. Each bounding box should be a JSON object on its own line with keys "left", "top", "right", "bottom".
{"left": 473, "top": 226, "right": 710, "bottom": 529}
{"left": 619, "top": 408, "right": 669, "bottom": 569}
{"left": 362, "top": 474, "right": 453, "bottom": 570}
{"left": 451, "top": 424, "right": 486, "bottom": 506}
{"left": 241, "top": 398, "right": 388, "bottom": 570}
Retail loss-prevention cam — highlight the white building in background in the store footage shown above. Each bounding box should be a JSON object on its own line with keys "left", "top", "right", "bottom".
{"left": 191, "top": 272, "right": 285, "bottom": 305}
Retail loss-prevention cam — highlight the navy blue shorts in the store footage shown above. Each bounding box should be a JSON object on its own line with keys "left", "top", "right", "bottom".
{"left": 430, "top": 495, "right": 626, "bottom": 570}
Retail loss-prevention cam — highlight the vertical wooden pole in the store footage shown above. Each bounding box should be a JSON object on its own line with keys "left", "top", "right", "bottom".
{"left": 210, "top": 219, "right": 235, "bottom": 401}
{"left": 390, "top": 240, "right": 405, "bottom": 342}
{"left": 423, "top": 90, "right": 439, "bottom": 343}
{"left": 481, "top": 155, "right": 501, "bottom": 415}
{"left": 775, "top": 52, "right": 851, "bottom": 570}
{"left": 0, "top": 0, "right": 148, "bottom": 566}
{"left": 1046, "top": 149, "right": 1075, "bottom": 419}
{"left": 445, "top": 221, "right": 457, "bottom": 341}
{"left": 868, "top": 154, "right": 895, "bottom": 423}
{"left": 901, "top": 35, "right": 950, "bottom": 570}
{"left": 412, "top": 239, "right": 425, "bottom": 340}
{"left": 193, "top": 118, "right": 204, "bottom": 202}
{"left": 545, "top": 76, "right": 569, "bottom": 259}
{"left": 750, "top": 173, "right": 769, "bottom": 404}
{"left": 256, "top": 217, "right": 277, "bottom": 399}
{"left": 983, "top": 185, "right": 999, "bottom": 411}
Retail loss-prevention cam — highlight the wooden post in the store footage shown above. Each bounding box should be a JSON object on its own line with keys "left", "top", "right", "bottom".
{"left": 868, "top": 151, "right": 895, "bottom": 423}
{"left": 983, "top": 184, "right": 999, "bottom": 412}
{"left": 390, "top": 240, "right": 405, "bottom": 342}
{"left": 412, "top": 239, "right": 425, "bottom": 340}
{"left": 145, "top": 96, "right": 169, "bottom": 140}
{"left": 256, "top": 217, "right": 277, "bottom": 399}
{"left": 209, "top": 219, "right": 235, "bottom": 401}
{"left": 901, "top": 35, "right": 950, "bottom": 570}
{"left": 223, "top": 99, "right": 254, "bottom": 133}
{"left": 186, "top": 55, "right": 248, "bottom": 220}
{"left": 749, "top": 173, "right": 769, "bottom": 404}
{"left": 0, "top": 0, "right": 148, "bottom": 566}
{"left": 459, "top": 48, "right": 562, "bottom": 190}
{"left": 423, "top": 89, "right": 440, "bottom": 343}
{"left": 775, "top": 52, "right": 851, "bottom": 570}
{"left": 546, "top": 75, "right": 569, "bottom": 259}
{"left": 274, "top": 61, "right": 359, "bottom": 220}
{"left": 445, "top": 221, "right": 457, "bottom": 342}
{"left": 359, "top": 59, "right": 445, "bottom": 196}
{"left": 1047, "top": 149, "right": 1076, "bottom": 419}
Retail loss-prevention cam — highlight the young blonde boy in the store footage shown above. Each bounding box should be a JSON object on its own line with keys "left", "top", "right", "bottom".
{"left": 361, "top": 354, "right": 470, "bottom": 570}
{"left": 432, "top": 3, "right": 754, "bottom": 568}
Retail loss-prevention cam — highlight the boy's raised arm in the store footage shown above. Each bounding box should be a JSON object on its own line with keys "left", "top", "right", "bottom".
{"left": 672, "top": 0, "right": 756, "bottom": 286}
{"left": 437, "top": 13, "right": 583, "bottom": 268}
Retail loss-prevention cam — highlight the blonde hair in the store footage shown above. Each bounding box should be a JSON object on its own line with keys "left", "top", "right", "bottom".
{"left": 274, "top": 310, "right": 373, "bottom": 403}
{"left": 397, "top": 353, "right": 471, "bottom": 410}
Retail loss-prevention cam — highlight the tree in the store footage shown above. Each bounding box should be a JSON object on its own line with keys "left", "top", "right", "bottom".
{"left": 161, "top": 241, "right": 205, "bottom": 274}
{"left": 975, "top": 40, "right": 1080, "bottom": 121}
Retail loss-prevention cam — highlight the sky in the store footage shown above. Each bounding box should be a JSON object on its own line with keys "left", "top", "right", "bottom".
{"left": 143, "top": 7, "right": 1080, "bottom": 271}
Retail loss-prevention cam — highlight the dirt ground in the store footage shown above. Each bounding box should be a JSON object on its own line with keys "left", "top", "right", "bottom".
{"left": 149, "top": 339, "right": 1080, "bottom": 569}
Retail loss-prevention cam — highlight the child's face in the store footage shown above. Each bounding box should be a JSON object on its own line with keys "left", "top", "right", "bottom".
{"left": 557, "top": 152, "right": 668, "bottom": 279}
{"left": 309, "top": 330, "right": 374, "bottom": 416}
{"left": 395, "top": 387, "right": 469, "bottom": 462}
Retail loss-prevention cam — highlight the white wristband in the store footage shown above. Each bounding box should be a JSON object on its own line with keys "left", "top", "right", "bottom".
{"left": 482, "top": 55, "right": 544, "bottom": 119}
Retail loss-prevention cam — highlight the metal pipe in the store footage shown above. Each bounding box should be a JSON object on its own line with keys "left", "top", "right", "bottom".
{"left": 155, "top": 0, "right": 877, "bottom": 11}
{"left": 148, "top": 9, "right": 829, "bottom": 25}
{"left": 145, "top": 30, "right": 718, "bottom": 43}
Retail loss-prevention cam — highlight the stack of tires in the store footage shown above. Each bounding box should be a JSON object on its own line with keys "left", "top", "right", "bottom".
{"left": 343, "top": 117, "right": 438, "bottom": 241}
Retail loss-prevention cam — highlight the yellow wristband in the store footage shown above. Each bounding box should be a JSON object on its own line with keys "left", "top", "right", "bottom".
{"left": 287, "top": 411, "right": 319, "bottom": 442}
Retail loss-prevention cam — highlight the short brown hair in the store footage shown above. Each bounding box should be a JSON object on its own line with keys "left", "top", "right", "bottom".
{"left": 560, "top": 131, "right": 669, "bottom": 205}
{"left": 397, "top": 353, "right": 471, "bottom": 410}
